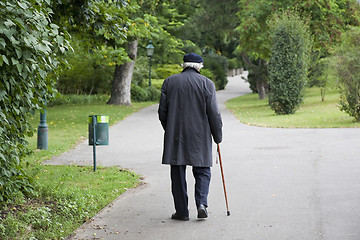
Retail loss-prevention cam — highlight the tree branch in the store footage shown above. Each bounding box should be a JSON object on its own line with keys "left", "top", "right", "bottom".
{"left": 241, "top": 53, "right": 257, "bottom": 69}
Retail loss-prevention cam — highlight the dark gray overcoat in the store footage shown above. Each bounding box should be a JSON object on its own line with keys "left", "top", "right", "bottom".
{"left": 158, "top": 67, "right": 223, "bottom": 167}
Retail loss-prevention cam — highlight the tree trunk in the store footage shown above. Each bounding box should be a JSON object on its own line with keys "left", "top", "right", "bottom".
{"left": 321, "top": 88, "right": 326, "bottom": 102}
{"left": 242, "top": 53, "right": 269, "bottom": 100}
{"left": 107, "top": 39, "right": 138, "bottom": 106}
{"left": 257, "top": 80, "right": 267, "bottom": 100}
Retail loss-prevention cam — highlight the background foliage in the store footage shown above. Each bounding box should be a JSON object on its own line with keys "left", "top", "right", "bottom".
{"left": 0, "top": 0, "right": 70, "bottom": 202}
{"left": 2, "top": 0, "right": 359, "bottom": 215}
{"left": 235, "top": 0, "right": 360, "bottom": 99}
{"left": 332, "top": 27, "right": 360, "bottom": 120}
{"left": 203, "top": 54, "right": 229, "bottom": 90}
{"left": 55, "top": 35, "right": 114, "bottom": 95}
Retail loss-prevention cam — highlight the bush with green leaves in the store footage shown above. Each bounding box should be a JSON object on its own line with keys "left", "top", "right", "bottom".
{"left": 228, "top": 57, "right": 243, "bottom": 69}
{"left": 269, "top": 12, "right": 311, "bottom": 114}
{"left": 332, "top": 27, "right": 360, "bottom": 121}
{"left": 0, "top": 0, "right": 70, "bottom": 203}
{"left": 47, "top": 94, "right": 110, "bottom": 107}
{"left": 150, "top": 79, "right": 164, "bottom": 90}
{"left": 131, "top": 84, "right": 160, "bottom": 102}
{"left": 154, "top": 64, "right": 182, "bottom": 79}
{"left": 57, "top": 57, "right": 114, "bottom": 95}
{"left": 146, "top": 85, "right": 161, "bottom": 101}
{"left": 131, "top": 84, "right": 148, "bottom": 102}
{"left": 203, "top": 53, "right": 228, "bottom": 90}
{"left": 200, "top": 68, "right": 214, "bottom": 81}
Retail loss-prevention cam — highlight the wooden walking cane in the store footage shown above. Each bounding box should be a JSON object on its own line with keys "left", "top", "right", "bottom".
{"left": 217, "top": 144, "right": 230, "bottom": 216}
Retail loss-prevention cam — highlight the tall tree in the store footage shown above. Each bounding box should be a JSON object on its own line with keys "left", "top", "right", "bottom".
{"left": 53, "top": 0, "right": 187, "bottom": 105}
{"left": 149, "top": 0, "right": 193, "bottom": 64}
{"left": 107, "top": 0, "right": 157, "bottom": 105}
{"left": 108, "top": 0, "right": 191, "bottom": 104}
{"left": 107, "top": 39, "right": 138, "bottom": 105}
{"left": 235, "top": 0, "right": 278, "bottom": 99}
{"left": 180, "top": 0, "right": 239, "bottom": 57}
{"left": 52, "top": 0, "right": 155, "bottom": 105}
{"left": 236, "top": 0, "right": 360, "bottom": 99}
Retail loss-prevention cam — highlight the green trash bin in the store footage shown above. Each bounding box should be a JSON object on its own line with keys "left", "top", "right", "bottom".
{"left": 88, "top": 115, "right": 109, "bottom": 145}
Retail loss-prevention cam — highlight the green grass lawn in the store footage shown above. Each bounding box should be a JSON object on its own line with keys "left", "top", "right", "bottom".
{"left": 226, "top": 87, "right": 360, "bottom": 128}
{"left": 0, "top": 101, "right": 154, "bottom": 240}
{"left": 27, "top": 102, "right": 153, "bottom": 164}
{"left": 2, "top": 165, "right": 139, "bottom": 239}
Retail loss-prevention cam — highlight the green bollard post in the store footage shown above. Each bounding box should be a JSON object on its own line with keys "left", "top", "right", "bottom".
{"left": 37, "top": 109, "right": 48, "bottom": 150}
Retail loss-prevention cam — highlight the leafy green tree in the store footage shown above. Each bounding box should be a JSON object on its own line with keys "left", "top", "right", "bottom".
{"left": 308, "top": 52, "right": 336, "bottom": 101}
{"left": 52, "top": 0, "right": 186, "bottom": 105}
{"left": 180, "top": 0, "right": 239, "bottom": 57}
{"left": 107, "top": 0, "right": 159, "bottom": 105}
{"left": 108, "top": 0, "right": 195, "bottom": 104}
{"left": 149, "top": 1, "right": 192, "bottom": 64}
{"left": 52, "top": 0, "right": 151, "bottom": 105}
{"left": 161, "top": 0, "right": 239, "bottom": 90}
{"left": 297, "top": 0, "right": 360, "bottom": 98}
{"left": 269, "top": 12, "right": 311, "bottom": 114}
{"left": 0, "top": 0, "right": 70, "bottom": 202}
{"left": 235, "top": 0, "right": 279, "bottom": 99}
{"left": 332, "top": 27, "right": 360, "bottom": 121}
{"left": 236, "top": 0, "right": 360, "bottom": 99}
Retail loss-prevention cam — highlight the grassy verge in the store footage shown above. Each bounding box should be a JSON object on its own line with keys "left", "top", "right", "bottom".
{"left": 1, "top": 166, "right": 139, "bottom": 239}
{"left": 0, "top": 101, "right": 154, "bottom": 239}
{"left": 27, "top": 102, "right": 153, "bottom": 164}
{"left": 226, "top": 87, "right": 360, "bottom": 128}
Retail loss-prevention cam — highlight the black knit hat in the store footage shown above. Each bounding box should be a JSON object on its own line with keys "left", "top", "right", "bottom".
{"left": 183, "top": 53, "right": 203, "bottom": 63}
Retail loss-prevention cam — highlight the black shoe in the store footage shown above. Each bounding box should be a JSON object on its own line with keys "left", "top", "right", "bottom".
{"left": 171, "top": 212, "right": 189, "bottom": 221}
{"left": 197, "top": 204, "right": 208, "bottom": 219}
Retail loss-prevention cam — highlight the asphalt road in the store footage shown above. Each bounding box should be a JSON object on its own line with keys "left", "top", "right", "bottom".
{"left": 47, "top": 73, "right": 360, "bottom": 240}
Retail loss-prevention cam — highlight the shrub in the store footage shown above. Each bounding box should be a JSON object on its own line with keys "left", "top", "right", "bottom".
{"left": 56, "top": 37, "right": 114, "bottom": 95}
{"left": 130, "top": 85, "right": 160, "bottom": 102}
{"left": 146, "top": 85, "right": 161, "bottom": 101}
{"left": 203, "top": 53, "right": 229, "bottom": 90}
{"left": 154, "top": 64, "right": 182, "bottom": 79}
{"left": 151, "top": 79, "right": 165, "bottom": 90}
{"left": 228, "top": 58, "right": 243, "bottom": 69}
{"left": 333, "top": 27, "right": 360, "bottom": 121}
{"left": 269, "top": 12, "right": 311, "bottom": 114}
{"left": 200, "top": 69, "right": 214, "bottom": 80}
{"left": 0, "top": 0, "right": 70, "bottom": 203}
{"left": 131, "top": 84, "right": 148, "bottom": 102}
{"left": 48, "top": 94, "right": 110, "bottom": 106}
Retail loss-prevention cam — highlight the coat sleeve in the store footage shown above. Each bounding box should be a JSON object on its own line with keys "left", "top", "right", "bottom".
{"left": 158, "top": 79, "right": 168, "bottom": 130}
{"left": 206, "top": 80, "right": 223, "bottom": 144}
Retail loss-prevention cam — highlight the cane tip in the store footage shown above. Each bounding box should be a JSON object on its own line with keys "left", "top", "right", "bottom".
{"left": 227, "top": 211, "right": 231, "bottom": 216}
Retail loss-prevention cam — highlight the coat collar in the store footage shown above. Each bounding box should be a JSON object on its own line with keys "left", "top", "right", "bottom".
{"left": 182, "top": 67, "right": 200, "bottom": 74}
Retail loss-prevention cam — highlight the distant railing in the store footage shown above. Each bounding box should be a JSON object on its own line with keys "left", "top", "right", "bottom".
{"left": 227, "top": 68, "right": 244, "bottom": 77}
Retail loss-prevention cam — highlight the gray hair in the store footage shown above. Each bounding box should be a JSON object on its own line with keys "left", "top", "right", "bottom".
{"left": 182, "top": 62, "right": 204, "bottom": 71}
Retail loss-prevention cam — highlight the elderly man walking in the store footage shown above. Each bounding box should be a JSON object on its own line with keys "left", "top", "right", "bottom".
{"left": 158, "top": 53, "right": 223, "bottom": 221}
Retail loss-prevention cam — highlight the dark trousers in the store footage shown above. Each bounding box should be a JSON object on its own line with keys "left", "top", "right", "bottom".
{"left": 170, "top": 165, "right": 211, "bottom": 217}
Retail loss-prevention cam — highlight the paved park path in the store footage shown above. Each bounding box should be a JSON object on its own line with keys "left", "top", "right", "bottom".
{"left": 46, "top": 73, "right": 360, "bottom": 240}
